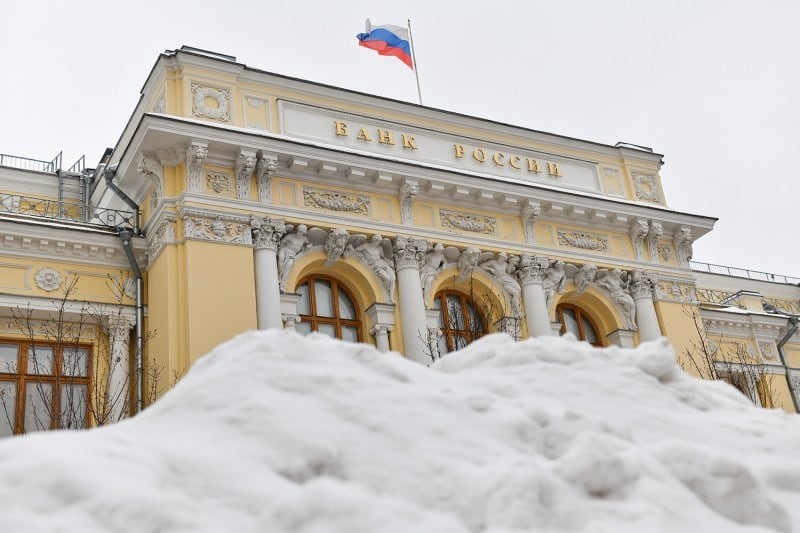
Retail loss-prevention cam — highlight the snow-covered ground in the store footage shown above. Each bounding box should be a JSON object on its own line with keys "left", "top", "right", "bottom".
{"left": 1, "top": 331, "right": 800, "bottom": 532}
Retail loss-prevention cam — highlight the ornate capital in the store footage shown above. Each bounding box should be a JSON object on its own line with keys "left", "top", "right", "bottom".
{"left": 104, "top": 313, "right": 135, "bottom": 337}
{"left": 256, "top": 154, "right": 278, "bottom": 203}
{"left": 251, "top": 216, "right": 286, "bottom": 251}
{"left": 516, "top": 254, "right": 549, "bottom": 287}
{"left": 399, "top": 182, "right": 420, "bottom": 225}
{"left": 629, "top": 270, "right": 656, "bottom": 300}
{"left": 235, "top": 149, "right": 257, "bottom": 200}
{"left": 186, "top": 141, "right": 208, "bottom": 193}
{"left": 521, "top": 202, "right": 541, "bottom": 244}
{"left": 393, "top": 236, "right": 427, "bottom": 271}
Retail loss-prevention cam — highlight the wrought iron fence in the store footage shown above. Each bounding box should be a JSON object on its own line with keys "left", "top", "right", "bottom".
{"left": 0, "top": 193, "right": 135, "bottom": 229}
{"left": 691, "top": 261, "right": 800, "bottom": 285}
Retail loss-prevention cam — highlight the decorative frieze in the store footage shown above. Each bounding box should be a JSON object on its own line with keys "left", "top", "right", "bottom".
{"left": 186, "top": 141, "right": 208, "bottom": 193}
{"left": 34, "top": 267, "right": 62, "bottom": 292}
{"left": 762, "top": 297, "right": 800, "bottom": 315}
{"left": 439, "top": 209, "right": 497, "bottom": 236}
{"left": 655, "top": 279, "right": 697, "bottom": 303}
{"left": 191, "top": 82, "right": 231, "bottom": 122}
{"left": 757, "top": 341, "right": 778, "bottom": 361}
{"left": 634, "top": 174, "right": 660, "bottom": 202}
{"left": 147, "top": 219, "right": 176, "bottom": 262}
{"left": 657, "top": 244, "right": 674, "bottom": 262}
{"left": 557, "top": 230, "right": 609, "bottom": 253}
{"left": 303, "top": 187, "right": 370, "bottom": 215}
{"left": 205, "top": 172, "right": 231, "bottom": 194}
{"left": 235, "top": 150, "right": 257, "bottom": 200}
{"left": 183, "top": 211, "right": 251, "bottom": 245}
{"left": 245, "top": 96, "right": 264, "bottom": 109}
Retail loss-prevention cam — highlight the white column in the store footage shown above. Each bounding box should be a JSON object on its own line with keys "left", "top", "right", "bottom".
{"left": 280, "top": 293, "right": 302, "bottom": 332}
{"left": 252, "top": 217, "right": 285, "bottom": 330}
{"left": 631, "top": 271, "right": 662, "bottom": 342}
{"left": 393, "top": 238, "right": 430, "bottom": 363}
{"left": 366, "top": 303, "right": 396, "bottom": 352}
{"left": 106, "top": 313, "right": 134, "bottom": 423}
{"left": 517, "top": 256, "right": 553, "bottom": 337}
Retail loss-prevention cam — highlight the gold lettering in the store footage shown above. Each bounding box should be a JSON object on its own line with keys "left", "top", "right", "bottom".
{"left": 334, "top": 121, "right": 348, "bottom": 136}
{"left": 454, "top": 144, "right": 465, "bottom": 158}
{"left": 526, "top": 158, "right": 541, "bottom": 173}
{"left": 492, "top": 152, "right": 505, "bottom": 166}
{"left": 509, "top": 156, "right": 521, "bottom": 169}
{"left": 401, "top": 134, "right": 417, "bottom": 150}
{"left": 356, "top": 127, "right": 372, "bottom": 142}
{"left": 546, "top": 162, "right": 562, "bottom": 176}
{"left": 377, "top": 129, "right": 395, "bottom": 145}
{"left": 473, "top": 148, "right": 487, "bottom": 163}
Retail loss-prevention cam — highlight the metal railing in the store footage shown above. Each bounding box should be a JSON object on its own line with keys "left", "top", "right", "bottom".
{"left": 0, "top": 193, "right": 135, "bottom": 229}
{"left": 0, "top": 151, "right": 61, "bottom": 173}
{"left": 66, "top": 155, "right": 85, "bottom": 174}
{"left": 691, "top": 261, "right": 800, "bottom": 285}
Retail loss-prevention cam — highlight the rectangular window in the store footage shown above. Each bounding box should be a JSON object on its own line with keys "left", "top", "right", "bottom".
{"left": 0, "top": 340, "right": 91, "bottom": 436}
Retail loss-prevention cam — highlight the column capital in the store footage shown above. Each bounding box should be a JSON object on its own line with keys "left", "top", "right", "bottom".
{"left": 516, "top": 254, "right": 550, "bottom": 287}
{"left": 393, "top": 236, "right": 428, "bottom": 271}
{"left": 104, "top": 312, "right": 135, "bottom": 335}
{"left": 251, "top": 216, "right": 286, "bottom": 251}
{"left": 629, "top": 270, "right": 657, "bottom": 301}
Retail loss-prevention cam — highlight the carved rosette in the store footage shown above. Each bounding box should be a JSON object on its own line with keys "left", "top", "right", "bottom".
{"left": 183, "top": 213, "right": 251, "bottom": 245}
{"left": 629, "top": 218, "right": 648, "bottom": 261}
{"left": 629, "top": 270, "right": 656, "bottom": 301}
{"left": 324, "top": 228, "right": 350, "bottom": 266}
{"left": 393, "top": 236, "right": 427, "bottom": 271}
{"left": 251, "top": 216, "right": 286, "bottom": 251}
{"left": 256, "top": 155, "right": 278, "bottom": 204}
{"left": 34, "top": 267, "right": 62, "bottom": 292}
{"left": 186, "top": 142, "right": 208, "bottom": 193}
{"left": 521, "top": 203, "right": 541, "bottom": 244}
{"left": 235, "top": 150, "right": 257, "bottom": 200}
{"left": 440, "top": 209, "right": 497, "bottom": 235}
{"left": 557, "top": 230, "right": 609, "bottom": 253}
{"left": 399, "top": 183, "right": 419, "bottom": 225}
{"left": 191, "top": 82, "right": 231, "bottom": 122}
{"left": 645, "top": 221, "right": 663, "bottom": 263}
{"left": 147, "top": 219, "right": 176, "bottom": 262}
{"left": 137, "top": 154, "right": 163, "bottom": 210}
{"left": 304, "top": 187, "right": 370, "bottom": 215}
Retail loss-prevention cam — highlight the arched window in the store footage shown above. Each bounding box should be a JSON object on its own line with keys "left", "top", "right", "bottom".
{"left": 557, "top": 303, "right": 603, "bottom": 347}
{"left": 434, "top": 290, "right": 486, "bottom": 353}
{"left": 295, "top": 275, "right": 362, "bottom": 343}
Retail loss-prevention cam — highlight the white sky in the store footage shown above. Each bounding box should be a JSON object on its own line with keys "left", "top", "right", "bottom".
{"left": 1, "top": 0, "right": 798, "bottom": 276}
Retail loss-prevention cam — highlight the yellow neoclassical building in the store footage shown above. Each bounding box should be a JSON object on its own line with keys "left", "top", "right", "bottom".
{"left": 1, "top": 45, "right": 798, "bottom": 435}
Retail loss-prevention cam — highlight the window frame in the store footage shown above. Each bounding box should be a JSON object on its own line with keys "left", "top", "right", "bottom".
{"left": 0, "top": 339, "right": 92, "bottom": 435}
{"left": 556, "top": 303, "right": 604, "bottom": 347}
{"left": 297, "top": 274, "right": 363, "bottom": 342}
{"left": 435, "top": 289, "right": 487, "bottom": 353}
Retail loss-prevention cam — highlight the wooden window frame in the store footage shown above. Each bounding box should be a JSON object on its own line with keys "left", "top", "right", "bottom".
{"left": 435, "top": 290, "right": 486, "bottom": 353}
{"left": 0, "top": 339, "right": 92, "bottom": 435}
{"left": 556, "top": 303, "right": 604, "bottom": 347}
{"left": 297, "top": 274, "right": 363, "bottom": 342}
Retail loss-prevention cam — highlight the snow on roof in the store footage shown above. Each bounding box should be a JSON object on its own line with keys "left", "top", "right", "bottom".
{"left": 1, "top": 331, "right": 799, "bottom": 532}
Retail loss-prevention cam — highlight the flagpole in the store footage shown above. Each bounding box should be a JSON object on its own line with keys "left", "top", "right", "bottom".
{"left": 407, "top": 18, "right": 423, "bottom": 105}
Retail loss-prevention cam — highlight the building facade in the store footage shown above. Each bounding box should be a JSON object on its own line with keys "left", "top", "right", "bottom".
{"left": 1, "top": 46, "right": 798, "bottom": 435}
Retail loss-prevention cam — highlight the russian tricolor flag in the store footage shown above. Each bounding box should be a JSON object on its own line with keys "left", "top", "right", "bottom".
{"left": 356, "top": 19, "right": 414, "bottom": 69}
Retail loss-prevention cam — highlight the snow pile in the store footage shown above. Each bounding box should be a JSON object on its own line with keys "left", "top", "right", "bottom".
{"left": 1, "top": 331, "right": 800, "bottom": 532}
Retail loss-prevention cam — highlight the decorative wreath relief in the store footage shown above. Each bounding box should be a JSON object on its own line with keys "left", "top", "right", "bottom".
{"left": 191, "top": 82, "right": 231, "bottom": 122}
{"left": 34, "top": 267, "right": 62, "bottom": 292}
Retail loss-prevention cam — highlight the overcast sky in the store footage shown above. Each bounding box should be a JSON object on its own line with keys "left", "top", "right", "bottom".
{"left": 1, "top": 1, "right": 798, "bottom": 277}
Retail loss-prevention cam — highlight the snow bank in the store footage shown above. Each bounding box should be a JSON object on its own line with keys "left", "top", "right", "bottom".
{"left": 1, "top": 331, "right": 800, "bottom": 532}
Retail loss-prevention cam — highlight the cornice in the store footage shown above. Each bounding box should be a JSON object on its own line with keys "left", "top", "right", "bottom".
{"left": 0, "top": 218, "right": 147, "bottom": 269}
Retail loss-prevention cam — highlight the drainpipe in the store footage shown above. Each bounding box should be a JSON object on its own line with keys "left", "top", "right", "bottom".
{"left": 119, "top": 229, "right": 144, "bottom": 414}
{"left": 104, "top": 166, "right": 140, "bottom": 235}
{"left": 776, "top": 316, "right": 800, "bottom": 413}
